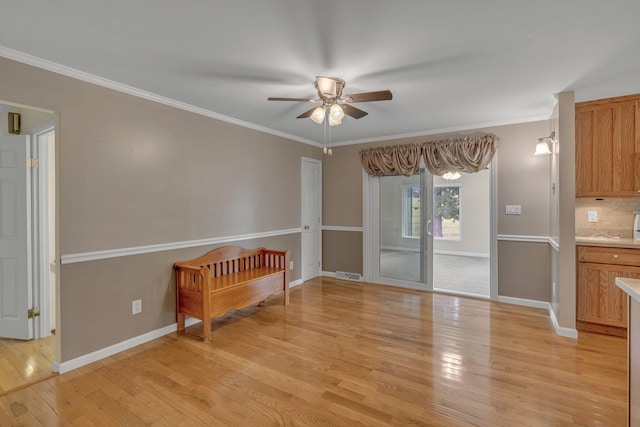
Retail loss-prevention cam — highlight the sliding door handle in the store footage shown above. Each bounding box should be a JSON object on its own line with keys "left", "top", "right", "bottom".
{"left": 426, "top": 219, "right": 432, "bottom": 237}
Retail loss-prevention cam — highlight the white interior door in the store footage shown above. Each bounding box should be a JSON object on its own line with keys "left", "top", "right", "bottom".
{"left": 301, "top": 158, "right": 321, "bottom": 281}
{"left": 0, "top": 135, "right": 32, "bottom": 340}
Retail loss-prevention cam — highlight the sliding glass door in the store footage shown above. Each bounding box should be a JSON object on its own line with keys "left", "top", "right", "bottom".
{"left": 365, "top": 165, "right": 493, "bottom": 298}
{"left": 370, "top": 169, "right": 433, "bottom": 290}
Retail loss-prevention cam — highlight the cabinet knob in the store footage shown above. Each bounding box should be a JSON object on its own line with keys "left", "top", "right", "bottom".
{"left": 612, "top": 254, "right": 619, "bottom": 259}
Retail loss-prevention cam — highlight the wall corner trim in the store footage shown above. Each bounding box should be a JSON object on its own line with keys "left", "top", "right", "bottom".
{"left": 60, "top": 228, "right": 301, "bottom": 264}
{"left": 497, "top": 295, "right": 578, "bottom": 339}
{"left": 548, "top": 305, "right": 579, "bottom": 339}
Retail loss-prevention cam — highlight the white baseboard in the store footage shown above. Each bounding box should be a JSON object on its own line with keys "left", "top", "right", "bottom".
{"left": 52, "top": 321, "right": 183, "bottom": 374}
{"left": 289, "top": 279, "right": 304, "bottom": 288}
{"left": 497, "top": 295, "right": 550, "bottom": 310}
{"left": 548, "top": 306, "right": 578, "bottom": 338}
{"left": 322, "top": 271, "right": 336, "bottom": 277}
{"left": 497, "top": 295, "right": 578, "bottom": 339}
{"left": 52, "top": 279, "right": 300, "bottom": 374}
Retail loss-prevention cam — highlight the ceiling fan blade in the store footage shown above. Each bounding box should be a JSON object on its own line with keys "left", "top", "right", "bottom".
{"left": 344, "top": 90, "right": 393, "bottom": 103}
{"left": 296, "top": 107, "right": 318, "bottom": 119}
{"left": 341, "top": 104, "right": 368, "bottom": 119}
{"left": 268, "top": 97, "right": 316, "bottom": 102}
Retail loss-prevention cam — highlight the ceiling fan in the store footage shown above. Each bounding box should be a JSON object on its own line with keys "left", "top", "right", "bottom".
{"left": 268, "top": 76, "right": 392, "bottom": 126}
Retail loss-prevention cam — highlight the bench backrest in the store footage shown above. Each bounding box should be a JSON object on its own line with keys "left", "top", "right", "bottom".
{"left": 176, "top": 246, "right": 288, "bottom": 279}
{"left": 178, "top": 246, "right": 265, "bottom": 278}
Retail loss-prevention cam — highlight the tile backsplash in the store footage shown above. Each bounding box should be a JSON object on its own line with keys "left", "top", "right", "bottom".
{"left": 576, "top": 197, "right": 640, "bottom": 238}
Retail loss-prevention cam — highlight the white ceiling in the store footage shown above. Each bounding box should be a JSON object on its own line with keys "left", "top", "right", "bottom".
{"left": 1, "top": 0, "right": 640, "bottom": 145}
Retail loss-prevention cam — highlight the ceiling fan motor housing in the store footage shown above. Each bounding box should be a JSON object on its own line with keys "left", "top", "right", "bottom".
{"left": 315, "top": 76, "right": 345, "bottom": 99}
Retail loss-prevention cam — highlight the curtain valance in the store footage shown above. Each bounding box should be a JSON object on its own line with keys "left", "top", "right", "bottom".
{"left": 359, "top": 134, "right": 498, "bottom": 177}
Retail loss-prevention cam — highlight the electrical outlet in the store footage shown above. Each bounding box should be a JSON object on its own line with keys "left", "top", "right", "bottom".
{"left": 505, "top": 205, "right": 521, "bottom": 215}
{"left": 587, "top": 210, "right": 598, "bottom": 223}
{"left": 132, "top": 299, "right": 142, "bottom": 315}
{"left": 289, "top": 261, "right": 294, "bottom": 270}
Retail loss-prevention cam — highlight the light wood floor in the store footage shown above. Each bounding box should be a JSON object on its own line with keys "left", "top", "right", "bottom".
{"left": 0, "top": 277, "right": 627, "bottom": 426}
{"left": 0, "top": 335, "right": 56, "bottom": 396}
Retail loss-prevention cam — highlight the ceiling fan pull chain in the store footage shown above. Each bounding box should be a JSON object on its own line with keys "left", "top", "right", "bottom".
{"left": 323, "top": 118, "right": 328, "bottom": 154}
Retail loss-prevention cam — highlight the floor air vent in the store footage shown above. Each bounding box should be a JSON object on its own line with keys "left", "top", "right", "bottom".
{"left": 335, "top": 271, "right": 362, "bottom": 281}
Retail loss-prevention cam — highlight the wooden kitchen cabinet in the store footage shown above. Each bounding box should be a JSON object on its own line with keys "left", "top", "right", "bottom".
{"left": 576, "top": 245, "right": 640, "bottom": 337}
{"left": 575, "top": 94, "right": 640, "bottom": 197}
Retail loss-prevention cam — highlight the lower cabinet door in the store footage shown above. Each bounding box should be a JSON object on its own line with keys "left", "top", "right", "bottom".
{"left": 577, "top": 262, "right": 640, "bottom": 328}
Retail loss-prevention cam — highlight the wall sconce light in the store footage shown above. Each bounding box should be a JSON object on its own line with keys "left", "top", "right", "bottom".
{"left": 534, "top": 131, "right": 555, "bottom": 156}
{"left": 8, "top": 112, "right": 20, "bottom": 134}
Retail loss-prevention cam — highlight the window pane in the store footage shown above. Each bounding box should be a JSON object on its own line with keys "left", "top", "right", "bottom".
{"left": 433, "top": 185, "right": 460, "bottom": 240}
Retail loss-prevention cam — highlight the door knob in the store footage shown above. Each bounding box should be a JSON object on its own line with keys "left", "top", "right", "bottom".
{"left": 304, "top": 225, "right": 310, "bottom": 230}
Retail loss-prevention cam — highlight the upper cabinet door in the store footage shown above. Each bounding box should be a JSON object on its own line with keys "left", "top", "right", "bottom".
{"left": 575, "top": 94, "right": 640, "bottom": 197}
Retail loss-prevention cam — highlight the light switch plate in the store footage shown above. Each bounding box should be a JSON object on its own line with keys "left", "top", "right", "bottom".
{"left": 588, "top": 210, "right": 598, "bottom": 223}
{"left": 505, "top": 205, "right": 521, "bottom": 215}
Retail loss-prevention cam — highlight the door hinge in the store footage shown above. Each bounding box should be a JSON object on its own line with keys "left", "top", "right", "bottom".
{"left": 28, "top": 307, "right": 41, "bottom": 319}
{"left": 26, "top": 157, "right": 39, "bottom": 168}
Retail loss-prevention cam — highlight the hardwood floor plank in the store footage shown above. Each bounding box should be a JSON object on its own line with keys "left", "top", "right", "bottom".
{"left": 0, "top": 278, "right": 628, "bottom": 426}
{"left": 0, "top": 336, "right": 55, "bottom": 396}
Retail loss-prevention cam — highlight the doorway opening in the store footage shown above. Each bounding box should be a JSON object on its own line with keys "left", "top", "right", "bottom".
{"left": 0, "top": 102, "right": 57, "bottom": 394}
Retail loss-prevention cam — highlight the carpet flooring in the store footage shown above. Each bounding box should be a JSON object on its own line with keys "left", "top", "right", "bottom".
{"left": 380, "top": 250, "right": 490, "bottom": 296}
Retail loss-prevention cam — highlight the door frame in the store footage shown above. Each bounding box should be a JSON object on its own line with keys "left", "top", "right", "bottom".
{"left": 301, "top": 157, "right": 322, "bottom": 282}
{"left": 30, "top": 120, "right": 55, "bottom": 339}
{"left": 363, "top": 157, "right": 498, "bottom": 299}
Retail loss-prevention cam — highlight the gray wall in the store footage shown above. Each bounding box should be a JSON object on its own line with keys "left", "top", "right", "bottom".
{"left": 0, "top": 56, "right": 320, "bottom": 361}
{"left": 322, "top": 231, "right": 363, "bottom": 275}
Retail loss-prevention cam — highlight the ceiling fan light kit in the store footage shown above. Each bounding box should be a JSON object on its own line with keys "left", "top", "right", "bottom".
{"left": 268, "top": 76, "right": 392, "bottom": 127}
{"left": 310, "top": 107, "right": 326, "bottom": 124}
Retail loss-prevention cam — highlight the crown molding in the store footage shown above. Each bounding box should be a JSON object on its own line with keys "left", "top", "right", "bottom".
{"left": 331, "top": 114, "right": 551, "bottom": 147}
{"left": 0, "top": 45, "right": 321, "bottom": 147}
{"left": 0, "top": 45, "right": 558, "bottom": 149}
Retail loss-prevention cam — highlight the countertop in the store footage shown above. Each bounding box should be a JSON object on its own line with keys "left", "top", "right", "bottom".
{"left": 576, "top": 236, "right": 640, "bottom": 249}
{"left": 616, "top": 277, "right": 640, "bottom": 304}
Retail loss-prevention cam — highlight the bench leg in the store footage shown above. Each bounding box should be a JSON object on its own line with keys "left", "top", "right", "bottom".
{"left": 284, "top": 288, "right": 290, "bottom": 305}
{"left": 203, "top": 320, "right": 211, "bottom": 341}
{"left": 177, "top": 313, "right": 185, "bottom": 333}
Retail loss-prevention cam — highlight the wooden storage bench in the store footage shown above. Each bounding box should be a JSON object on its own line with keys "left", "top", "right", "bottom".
{"left": 174, "top": 246, "right": 290, "bottom": 340}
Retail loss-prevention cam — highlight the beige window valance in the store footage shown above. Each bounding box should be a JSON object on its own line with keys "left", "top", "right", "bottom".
{"left": 359, "top": 134, "right": 498, "bottom": 177}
